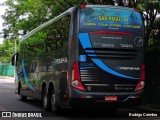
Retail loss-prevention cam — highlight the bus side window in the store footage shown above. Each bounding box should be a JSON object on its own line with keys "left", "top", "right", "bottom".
{"left": 11, "top": 52, "right": 18, "bottom": 66}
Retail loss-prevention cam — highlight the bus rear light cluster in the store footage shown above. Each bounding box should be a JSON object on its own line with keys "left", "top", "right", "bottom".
{"left": 80, "top": 4, "right": 86, "bottom": 9}
{"left": 134, "top": 8, "right": 140, "bottom": 12}
{"left": 89, "top": 31, "right": 134, "bottom": 36}
{"left": 131, "top": 96, "right": 140, "bottom": 99}
{"left": 135, "top": 64, "right": 145, "bottom": 91}
{"left": 71, "top": 62, "right": 86, "bottom": 91}
{"left": 80, "top": 96, "right": 92, "bottom": 98}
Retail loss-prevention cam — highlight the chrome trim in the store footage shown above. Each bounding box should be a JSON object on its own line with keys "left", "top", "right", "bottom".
{"left": 85, "top": 84, "right": 108, "bottom": 86}
{"left": 81, "top": 80, "right": 98, "bottom": 81}
{"left": 86, "top": 5, "right": 134, "bottom": 10}
{"left": 80, "top": 75, "right": 96, "bottom": 77}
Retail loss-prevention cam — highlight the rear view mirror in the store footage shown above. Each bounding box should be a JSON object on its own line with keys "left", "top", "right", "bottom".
{"left": 11, "top": 52, "right": 18, "bottom": 66}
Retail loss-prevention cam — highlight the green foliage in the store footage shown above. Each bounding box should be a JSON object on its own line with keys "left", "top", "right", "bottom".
{"left": 142, "top": 0, "right": 160, "bottom": 47}
{"left": 148, "top": 18, "right": 160, "bottom": 47}
{"left": 2, "top": 0, "right": 84, "bottom": 39}
{"left": 0, "top": 39, "right": 20, "bottom": 63}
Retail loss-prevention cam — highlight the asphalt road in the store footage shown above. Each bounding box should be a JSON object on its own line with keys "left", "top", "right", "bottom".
{"left": 0, "top": 77, "right": 159, "bottom": 120}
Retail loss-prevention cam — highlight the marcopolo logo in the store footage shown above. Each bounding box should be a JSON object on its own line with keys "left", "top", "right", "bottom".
{"left": 115, "top": 66, "right": 140, "bottom": 71}
{"left": 134, "top": 37, "right": 143, "bottom": 47}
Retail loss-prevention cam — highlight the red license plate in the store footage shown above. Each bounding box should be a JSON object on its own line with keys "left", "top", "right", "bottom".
{"left": 105, "top": 96, "right": 118, "bottom": 101}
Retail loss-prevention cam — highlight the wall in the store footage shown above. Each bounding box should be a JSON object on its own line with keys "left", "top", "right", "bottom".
{"left": 0, "top": 65, "right": 14, "bottom": 77}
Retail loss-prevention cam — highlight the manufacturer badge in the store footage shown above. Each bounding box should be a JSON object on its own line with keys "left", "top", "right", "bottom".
{"left": 134, "top": 37, "right": 143, "bottom": 46}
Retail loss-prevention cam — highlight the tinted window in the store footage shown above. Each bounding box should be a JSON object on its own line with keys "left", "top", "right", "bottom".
{"left": 79, "top": 7, "right": 143, "bottom": 36}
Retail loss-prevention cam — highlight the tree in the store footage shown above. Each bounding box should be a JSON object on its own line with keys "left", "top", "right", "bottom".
{"left": 143, "top": 0, "right": 160, "bottom": 47}
{"left": 2, "top": 0, "right": 84, "bottom": 39}
{"left": 149, "top": 17, "right": 160, "bottom": 47}
{"left": 0, "top": 39, "right": 20, "bottom": 63}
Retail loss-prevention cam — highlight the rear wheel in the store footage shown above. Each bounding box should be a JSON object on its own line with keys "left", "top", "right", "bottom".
{"left": 42, "top": 87, "right": 51, "bottom": 111}
{"left": 20, "top": 87, "right": 27, "bottom": 101}
{"left": 51, "top": 87, "right": 61, "bottom": 113}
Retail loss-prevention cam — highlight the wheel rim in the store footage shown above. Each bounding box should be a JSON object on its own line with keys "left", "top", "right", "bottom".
{"left": 51, "top": 89, "right": 56, "bottom": 109}
{"left": 43, "top": 91, "right": 47, "bottom": 107}
{"left": 20, "top": 88, "right": 22, "bottom": 98}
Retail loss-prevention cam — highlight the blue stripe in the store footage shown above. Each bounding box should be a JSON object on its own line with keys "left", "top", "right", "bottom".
{"left": 79, "top": 33, "right": 92, "bottom": 49}
{"left": 92, "top": 59, "right": 138, "bottom": 80}
{"left": 22, "top": 59, "right": 37, "bottom": 91}
{"left": 85, "top": 50, "right": 95, "bottom": 53}
{"left": 88, "top": 54, "right": 97, "bottom": 57}
{"left": 16, "top": 73, "right": 23, "bottom": 83}
{"left": 79, "top": 33, "right": 139, "bottom": 80}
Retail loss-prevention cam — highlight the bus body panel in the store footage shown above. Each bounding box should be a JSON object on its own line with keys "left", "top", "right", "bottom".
{"left": 78, "top": 33, "right": 144, "bottom": 92}
{"left": 69, "top": 6, "right": 144, "bottom": 107}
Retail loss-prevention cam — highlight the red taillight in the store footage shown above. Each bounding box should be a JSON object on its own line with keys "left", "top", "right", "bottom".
{"left": 134, "top": 8, "right": 140, "bottom": 12}
{"left": 140, "top": 64, "right": 145, "bottom": 81}
{"left": 135, "top": 64, "right": 145, "bottom": 91}
{"left": 71, "top": 62, "right": 85, "bottom": 91}
{"left": 80, "top": 4, "right": 86, "bottom": 9}
{"left": 89, "top": 30, "right": 134, "bottom": 36}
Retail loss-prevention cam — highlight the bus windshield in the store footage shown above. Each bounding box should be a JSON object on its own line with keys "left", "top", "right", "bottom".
{"left": 79, "top": 7, "right": 143, "bottom": 36}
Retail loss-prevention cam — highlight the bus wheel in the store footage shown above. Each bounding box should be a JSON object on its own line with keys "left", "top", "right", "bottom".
{"left": 20, "top": 87, "right": 27, "bottom": 101}
{"left": 42, "top": 88, "right": 51, "bottom": 111}
{"left": 51, "top": 87, "right": 60, "bottom": 113}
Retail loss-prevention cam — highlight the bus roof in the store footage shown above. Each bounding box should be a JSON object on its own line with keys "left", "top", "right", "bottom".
{"left": 83, "top": 5, "right": 135, "bottom": 11}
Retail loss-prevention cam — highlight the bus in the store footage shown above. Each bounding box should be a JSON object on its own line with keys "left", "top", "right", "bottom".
{"left": 12, "top": 5, "right": 145, "bottom": 112}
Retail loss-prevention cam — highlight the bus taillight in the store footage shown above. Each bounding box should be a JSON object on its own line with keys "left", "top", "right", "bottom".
{"left": 134, "top": 8, "right": 140, "bottom": 12}
{"left": 80, "top": 4, "right": 86, "bottom": 9}
{"left": 89, "top": 31, "right": 134, "bottom": 36}
{"left": 135, "top": 64, "right": 145, "bottom": 91}
{"left": 71, "top": 62, "right": 85, "bottom": 91}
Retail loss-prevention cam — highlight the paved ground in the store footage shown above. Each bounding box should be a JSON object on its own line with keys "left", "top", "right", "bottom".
{"left": 0, "top": 76, "right": 14, "bottom": 83}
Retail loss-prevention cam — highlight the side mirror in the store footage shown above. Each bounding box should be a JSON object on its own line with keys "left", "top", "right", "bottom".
{"left": 11, "top": 52, "right": 18, "bottom": 66}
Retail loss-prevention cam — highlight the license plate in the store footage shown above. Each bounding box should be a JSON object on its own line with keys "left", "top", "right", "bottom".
{"left": 105, "top": 96, "right": 117, "bottom": 101}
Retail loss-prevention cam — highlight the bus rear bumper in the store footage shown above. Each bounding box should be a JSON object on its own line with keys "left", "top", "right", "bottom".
{"left": 69, "top": 89, "right": 143, "bottom": 108}
{"left": 69, "top": 98, "right": 143, "bottom": 108}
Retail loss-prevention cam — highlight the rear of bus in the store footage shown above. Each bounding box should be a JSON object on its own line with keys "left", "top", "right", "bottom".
{"left": 70, "top": 5, "right": 145, "bottom": 108}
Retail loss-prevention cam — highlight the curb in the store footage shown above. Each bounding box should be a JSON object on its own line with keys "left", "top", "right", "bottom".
{"left": 0, "top": 76, "right": 15, "bottom": 83}
{"left": 0, "top": 76, "right": 14, "bottom": 79}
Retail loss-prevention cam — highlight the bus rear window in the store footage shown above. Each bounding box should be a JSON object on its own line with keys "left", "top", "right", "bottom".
{"left": 79, "top": 7, "right": 143, "bottom": 36}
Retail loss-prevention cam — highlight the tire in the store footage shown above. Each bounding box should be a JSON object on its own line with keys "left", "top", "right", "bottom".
{"left": 20, "top": 87, "right": 27, "bottom": 101}
{"left": 42, "top": 87, "right": 51, "bottom": 111}
{"left": 50, "top": 87, "right": 61, "bottom": 113}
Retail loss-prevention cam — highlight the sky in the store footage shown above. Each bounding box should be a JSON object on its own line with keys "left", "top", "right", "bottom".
{"left": 0, "top": 0, "right": 7, "bottom": 44}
